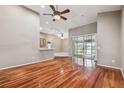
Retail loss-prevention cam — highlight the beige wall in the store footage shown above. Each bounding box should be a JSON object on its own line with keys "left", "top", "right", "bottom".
{"left": 69, "top": 22, "right": 97, "bottom": 36}
{"left": 97, "top": 11, "right": 121, "bottom": 68}
{"left": 0, "top": 6, "right": 54, "bottom": 69}
{"left": 121, "top": 6, "right": 124, "bottom": 74}
{"left": 61, "top": 38, "right": 69, "bottom": 53}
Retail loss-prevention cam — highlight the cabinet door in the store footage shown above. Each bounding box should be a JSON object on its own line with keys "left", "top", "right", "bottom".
{"left": 40, "top": 38, "right": 46, "bottom": 47}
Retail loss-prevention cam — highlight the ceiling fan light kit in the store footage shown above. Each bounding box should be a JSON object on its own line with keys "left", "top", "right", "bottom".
{"left": 54, "top": 15, "right": 60, "bottom": 20}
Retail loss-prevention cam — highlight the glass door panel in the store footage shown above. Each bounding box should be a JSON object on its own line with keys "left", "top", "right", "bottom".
{"left": 72, "top": 34, "right": 96, "bottom": 67}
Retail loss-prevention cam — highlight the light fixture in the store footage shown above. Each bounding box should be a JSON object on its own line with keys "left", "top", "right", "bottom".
{"left": 40, "top": 27, "right": 43, "bottom": 30}
{"left": 46, "top": 21, "right": 49, "bottom": 24}
{"left": 60, "top": 33, "right": 64, "bottom": 39}
{"left": 41, "top": 5, "right": 45, "bottom": 8}
{"left": 53, "top": 15, "right": 60, "bottom": 20}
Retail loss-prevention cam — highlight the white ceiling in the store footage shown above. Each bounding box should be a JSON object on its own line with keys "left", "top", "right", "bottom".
{"left": 25, "top": 5, "right": 121, "bottom": 37}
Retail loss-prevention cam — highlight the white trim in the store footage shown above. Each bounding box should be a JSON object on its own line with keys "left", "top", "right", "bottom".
{"left": 0, "top": 58, "right": 54, "bottom": 70}
{"left": 54, "top": 52, "right": 69, "bottom": 57}
{"left": 97, "top": 64, "right": 124, "bottom": 79}
{"left": 121, "top": 69, "right": 124, "bottom": 78}
{"left": 39, "top": 48, "right": 55, "bottom": 51}
{"left": 97, "top": 64, "right": 121, "bottom": 70}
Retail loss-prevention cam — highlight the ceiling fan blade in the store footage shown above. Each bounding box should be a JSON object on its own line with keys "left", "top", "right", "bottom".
{"left": 50, "top": 5, "right": 56, "bottom": 11}
{"left": 43, "top": 13, "right": 53, "bottom": 16}
{"left": 60, "top": 9, "right": 70, "bottom": 14}
{"left": 60, "top": 16, "right": 67, "bottom": 20}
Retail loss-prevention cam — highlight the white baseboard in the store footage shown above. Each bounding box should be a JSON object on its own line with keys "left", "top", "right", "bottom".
{"left": 54, "top": 52, "right": 69, "bottom": 57}
{"left": 0, "top": 58, "right": 54, "bottom": 71}
{"left": 97, "top": 64, "right": 121, "bottom": 70}
{"left": 121, "top": 69, "right": 124, "bottom": 79}
{"left": 97, "top": 64, "right": 124, "bottom": 79}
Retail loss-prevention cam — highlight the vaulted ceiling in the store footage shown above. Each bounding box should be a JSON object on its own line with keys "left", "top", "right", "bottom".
{"left": 25, "top": 5, "right": 121, "bottom": 37}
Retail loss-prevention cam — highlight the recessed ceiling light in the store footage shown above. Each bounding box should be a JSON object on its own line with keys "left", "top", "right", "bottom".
{"left": 40, "top": 27, "right": 43, "bottom": 30}
{"left": 41, "top": 5, "right": 45, "bottom": 8}
{"left": 46, "top": 21, "right": 49, "bottom": 24}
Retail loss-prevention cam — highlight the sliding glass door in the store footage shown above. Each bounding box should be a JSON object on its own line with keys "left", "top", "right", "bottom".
{"left": 72, "top": 33, "right": 97, "bottom": 67}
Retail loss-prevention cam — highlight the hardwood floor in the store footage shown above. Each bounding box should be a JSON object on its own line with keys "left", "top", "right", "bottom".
{"left": 0, "top": 57, "right": 124, "bottom": 88}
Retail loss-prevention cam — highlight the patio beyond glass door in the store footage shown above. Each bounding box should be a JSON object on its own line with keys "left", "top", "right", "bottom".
{"left": 72, "top": 34, "right": 97, "bottom": 67}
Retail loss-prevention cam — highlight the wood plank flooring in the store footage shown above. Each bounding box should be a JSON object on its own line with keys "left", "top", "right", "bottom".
{"left": 0, "top": 57, "right": 124, "bottom": 88}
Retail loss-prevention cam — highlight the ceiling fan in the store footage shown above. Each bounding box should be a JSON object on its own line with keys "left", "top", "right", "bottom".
{"left": 43, "top": 5, "right": 70, "bottom": 21}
